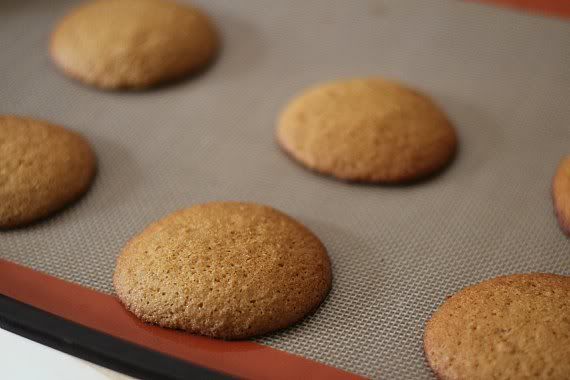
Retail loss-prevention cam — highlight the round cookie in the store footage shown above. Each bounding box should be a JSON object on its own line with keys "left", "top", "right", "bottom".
{"left": 277, "top": 78, "right": 457, "bottom": 183}
{"left": 50, "top": 0, "right": 219, "bottom": 90}
{"left": 114, "top": 202, "right": 332, "bottom": 339}
{"left": 552, "top": 156, "right": 570, "bottom": 235}
{"left": 424, "top": 273, "right": 570, "bottom": 380}
{"left": 0, "top": 115, "right": 96, "bottom": 228}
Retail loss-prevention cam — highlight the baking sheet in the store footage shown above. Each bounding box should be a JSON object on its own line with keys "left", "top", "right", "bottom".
{"left": 1, "top": 0, "right": 570, "bottom": 378}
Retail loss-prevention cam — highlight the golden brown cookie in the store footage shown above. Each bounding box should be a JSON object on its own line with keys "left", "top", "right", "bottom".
{"left": 114, "top": 202, "right": 332, "bottom": 339}
{"left": 424, "top": 273, "right": 570, "bottom": 380}
{"left": 277, "top": 78, "right": 457, "bottom": 183}
{"left": 553, "top": 156, "right": 570, "bottom": 235}
{"left": 50, "top": 0, "right": 219, "bottom": 90}
{"left": 0, "top": 115, "right": 96, "bottom": 228}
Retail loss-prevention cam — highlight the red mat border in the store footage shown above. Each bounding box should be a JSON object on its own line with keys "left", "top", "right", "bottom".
{"left": 471, "top": 0, "right": 570, "bottom": 19}
{"left": 0, "top": 259, "right": 363, "bottom": 380}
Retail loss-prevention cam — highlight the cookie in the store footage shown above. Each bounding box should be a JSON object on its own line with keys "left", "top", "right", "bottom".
{"left": 277, "top": 78, "right": 457, "bottom": 183}
{"left": 424, "top": 273, "right": 570, "bottom": 380}
{"left": 552, "top": 156, "right": 570, "bottom": 235}
{"left": 114, "top": 202, "right": 332, "bottom": 339}
{"left": 0, "top": 115, "right": 96, "bottom": 228}
{"left": 50, "top": 0, "right": 219, "bottom": 90}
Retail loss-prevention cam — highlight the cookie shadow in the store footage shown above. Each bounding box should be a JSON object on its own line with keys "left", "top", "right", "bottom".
{"left": 0, "top": 169, "right": 99, "bottom": 232}
{"left": 355, "top": 95, "right": 504, "bottom": 188}
{"left": 1, "top": 135, "right": 142, "bottom": 231}
{"left": 143, "top": 10, "right": 266, "bottom": 88}
{"left": 278, "top": 94, "right": 504, "bottom": 190}
{"left": 51, "top": 45, "right": 222, "bottom": 95}
{"left": 277, "top": 131, "right": 459, "bottom": 189}
{"left": 436, "top": 95, "right": 505, "bottom": 182}
{"left": 109, "top": 220, "right": 382, "bottom": 351}
{"left": 52, "top": 10, "right": 265, "bottom": 95}
{"left": 255, "top": 219, "right": 385, "bottom": 343}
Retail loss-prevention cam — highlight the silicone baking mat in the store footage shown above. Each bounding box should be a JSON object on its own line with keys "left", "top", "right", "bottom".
{"left": 1, "top": 0, "right": 570, "bottom": 378}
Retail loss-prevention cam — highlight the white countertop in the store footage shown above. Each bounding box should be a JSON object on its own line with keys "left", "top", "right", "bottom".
{"left": 0, "top": 328, "right": 135, "bottom": 380}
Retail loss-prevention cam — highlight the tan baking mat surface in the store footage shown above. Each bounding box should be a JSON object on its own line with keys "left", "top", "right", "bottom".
{"left": 1, "top": 0, "right": 570, "bottom": 378}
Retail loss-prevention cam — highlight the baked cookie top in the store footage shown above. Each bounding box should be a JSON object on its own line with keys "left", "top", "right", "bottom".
{"left": 277, "top": 78, "right": 457, "bottom": 183}
{"left": 114, "top": 202, "right": 332, "bottom": 339}
{"left": 51, "top": 0, "right": 219, "bottom": 89}
{"left": 0, "top": 115, "right": 96, "bottom": 228}
{"left": 424, "top": 273, "right": 570, "bottom": 380}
